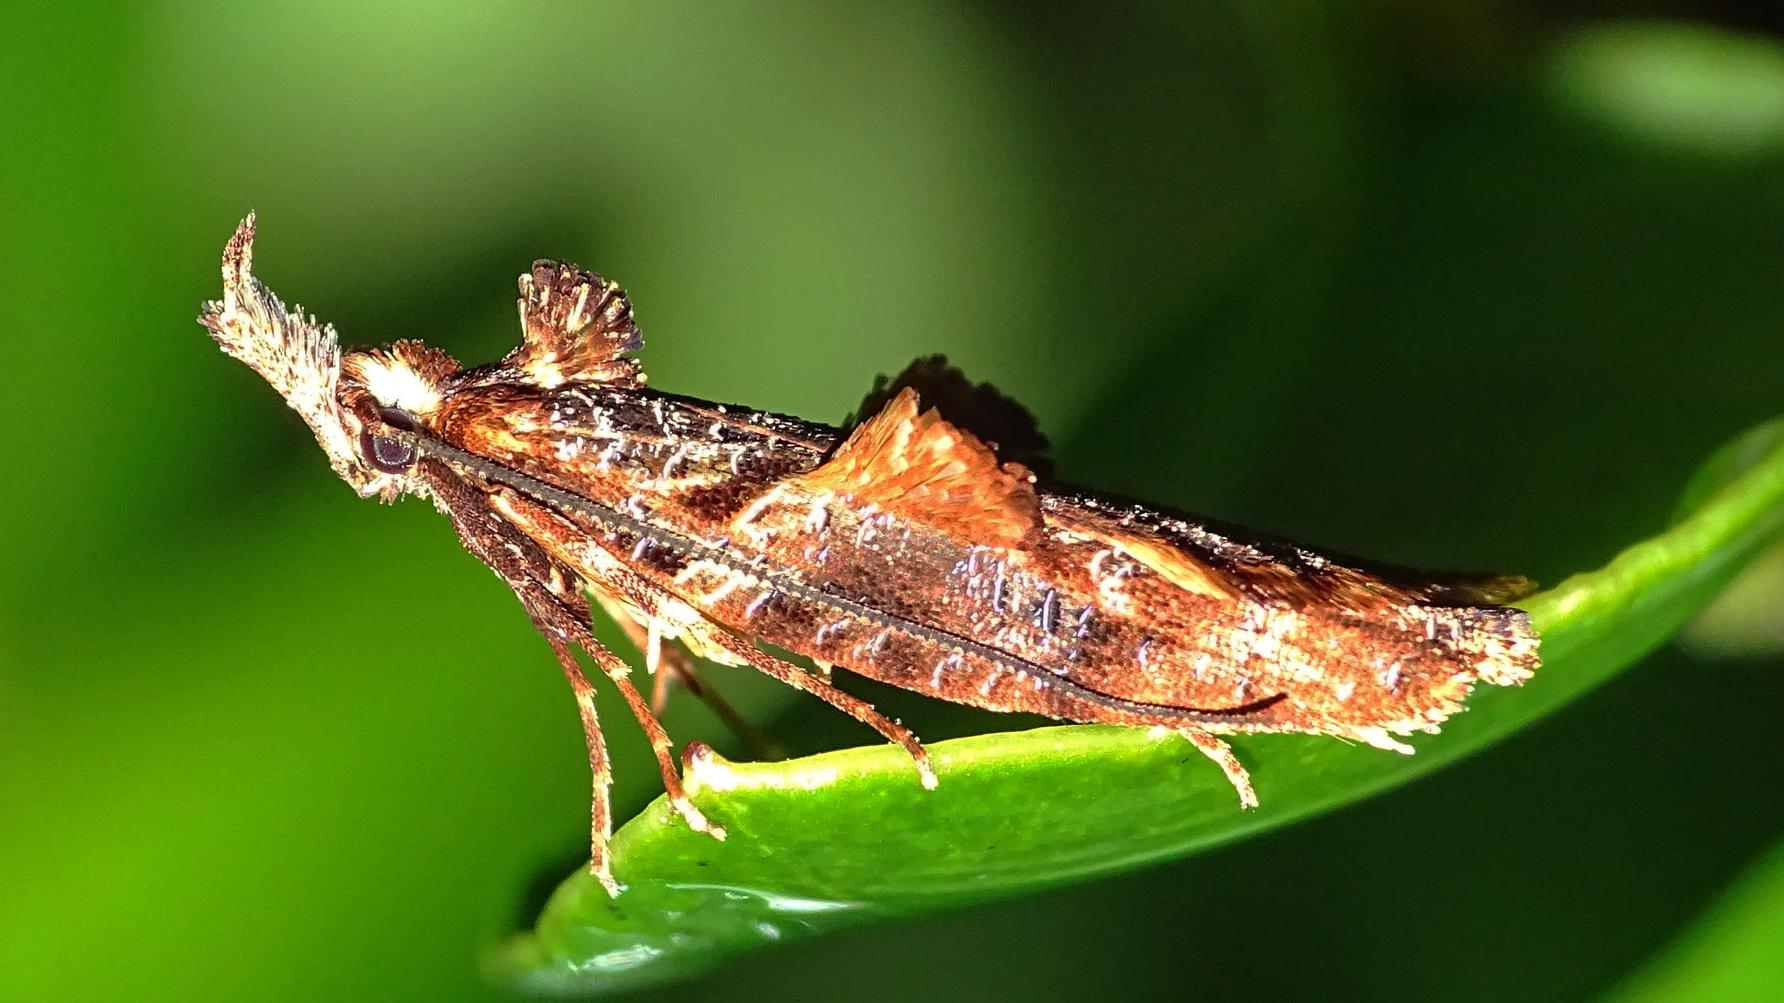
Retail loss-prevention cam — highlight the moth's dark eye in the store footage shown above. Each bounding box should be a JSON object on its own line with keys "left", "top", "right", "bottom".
{"left": 361, "top": 407, "right": 420, "bottom": 473}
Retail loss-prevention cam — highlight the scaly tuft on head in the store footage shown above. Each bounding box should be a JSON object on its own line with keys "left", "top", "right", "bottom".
{"left": 342, "top": 340, "right": 459, "bottom": 416}
{"left": 198, "top": 215, "right": 404, "bottom": 498}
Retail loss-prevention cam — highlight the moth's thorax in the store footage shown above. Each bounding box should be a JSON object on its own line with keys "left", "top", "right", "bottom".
{"left": 436, "top": 383, "right": 834, "bottom": 531}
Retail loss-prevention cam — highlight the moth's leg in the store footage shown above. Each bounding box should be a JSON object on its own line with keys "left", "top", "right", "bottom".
{"left": 646, "top": 652, "right": 786, "bottom": 762}
{"left": 502, "top": 576, "right": 631, "bottom": 893}
{"left": 552, "top": 534, "right": 891, "bottom": 780}
{"left": 428, "top": 472, "right": 627, "bottom": 893}
{"left": 591, "top": 593, "right": 784, "bottom": 759}
{"left": 696, "top": 624, "right": 938, "bottom": 790}
{"left": 543, "top": 634, "right": 621, "bottom": 895}
{"left": 513, "top": 572, "right": 725, "bottom": 867}
{"left": 480, "top": 561, "right": 628, "bottom": 893}
{"left": 1178, "top": 729, "right": 1258, "bottom": 809}
{"left": 569, "top": 634, "right": 728, "bottom": 841}
{"left": 472, "top": 489, "right": 732, "bottom": 838}
{"left": 589, "top": 592, "right": 681, "bottom": 694}
{"left": 642, "top": 624, "right": 675, "bottom": 710}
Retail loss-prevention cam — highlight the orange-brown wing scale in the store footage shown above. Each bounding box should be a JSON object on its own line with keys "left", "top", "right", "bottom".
{"left": 429, "top": 376, "right": 1539, "bottom": 752}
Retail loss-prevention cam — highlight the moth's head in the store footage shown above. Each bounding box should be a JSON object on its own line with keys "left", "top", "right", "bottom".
{"left": 199, "top": 215, "right": 459, "bottom": 501}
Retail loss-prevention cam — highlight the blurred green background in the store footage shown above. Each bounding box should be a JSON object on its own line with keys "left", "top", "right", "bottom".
{"left": 4, "top": 2, "right": 1783, "bottom": 1000}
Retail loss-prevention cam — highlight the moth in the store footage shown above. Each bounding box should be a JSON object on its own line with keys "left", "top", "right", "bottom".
{"left": 201, "top": 215, "right": 1540, "bottom": 894}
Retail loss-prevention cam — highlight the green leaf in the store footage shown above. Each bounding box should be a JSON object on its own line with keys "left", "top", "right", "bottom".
{"left": 1606, "top": 834, "right": 1784, "bottom": 1002}
{"left": 1546, "top": 21, "right": 1784, "bottom": 161}
{"left": 498, "top": 417, "right": 1784, "bottom": 996}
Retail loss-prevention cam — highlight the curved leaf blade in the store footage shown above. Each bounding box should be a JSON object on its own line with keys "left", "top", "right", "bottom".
{"left": 500, "top": 418, "right": 1784, "bottom": 995}
{"left": 1607, "top": 834, "right": 1784, "bottom": 1002}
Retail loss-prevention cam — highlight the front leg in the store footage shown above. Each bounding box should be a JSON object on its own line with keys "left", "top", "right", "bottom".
{"left": 427, "top": 470, "right": 622, "bottom": 891}
{"left": 569, "top": 625, "right": 727, "bottom": 843}
{"left": 429, "top": 465, "right": 727, "bottom": 894}
{"left": 473, "top": 493, "right": 728, "bottom": 844}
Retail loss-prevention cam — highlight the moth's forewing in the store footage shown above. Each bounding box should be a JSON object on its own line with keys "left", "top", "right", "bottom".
{"left": 428, "top": 374, "right": 1538, "bottom": 747}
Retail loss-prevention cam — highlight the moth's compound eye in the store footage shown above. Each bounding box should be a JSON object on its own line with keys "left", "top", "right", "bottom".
{"left": 361, "top": 407, "right": 420, "bottom": 473}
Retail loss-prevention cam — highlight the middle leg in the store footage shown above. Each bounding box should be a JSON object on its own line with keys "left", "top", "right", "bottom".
{"left": 591, "top": 592, "right": 784, "bottom": 759}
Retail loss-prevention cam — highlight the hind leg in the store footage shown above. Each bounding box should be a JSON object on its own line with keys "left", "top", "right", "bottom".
{"left": 693, "top": 623, "right": 938, "bottom": 790}
{"left": 1179, "top": 730, "right": 1257, "bottom": 809}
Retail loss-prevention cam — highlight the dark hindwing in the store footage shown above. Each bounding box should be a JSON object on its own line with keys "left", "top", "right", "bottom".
{"left": 848, "top": 355, "right": 1053, "bottom": 478}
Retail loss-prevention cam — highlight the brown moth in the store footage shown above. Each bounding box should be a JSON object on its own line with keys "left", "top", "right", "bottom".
{"left": 200, "top": 215, "right": 1540, "bottom": 894}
